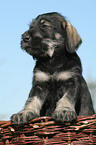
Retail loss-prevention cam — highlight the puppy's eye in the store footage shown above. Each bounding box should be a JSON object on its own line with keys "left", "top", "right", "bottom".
{"left": 41, "top": 21, "right": 52, "bottom": 28}
{"left": 42, "top": 24, "right": 51, "bottom": 28}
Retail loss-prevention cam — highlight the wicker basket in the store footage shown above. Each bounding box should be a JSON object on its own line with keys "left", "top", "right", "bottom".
{"left": 0, "top": 114, "right": 96, "bottom": 145}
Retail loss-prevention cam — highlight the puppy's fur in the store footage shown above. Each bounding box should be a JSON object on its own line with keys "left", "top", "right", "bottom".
{"left": 11, "top": 12, "right": 95, "bottom": 124}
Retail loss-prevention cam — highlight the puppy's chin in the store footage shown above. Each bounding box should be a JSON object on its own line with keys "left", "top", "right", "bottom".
{"left": 21, "top": 42, "right": 52, "bottom": 59}
{"left": 21, "top": 45, "right": 46, "bottom": 59}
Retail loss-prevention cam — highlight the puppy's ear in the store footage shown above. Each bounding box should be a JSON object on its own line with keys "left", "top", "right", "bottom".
{"left": 63, "top": 21, "right": 82, "bottom": 53}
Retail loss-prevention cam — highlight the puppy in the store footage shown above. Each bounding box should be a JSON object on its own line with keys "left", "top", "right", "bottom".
{"left": 11, "top": 12, "right": 95, "bottom": 124}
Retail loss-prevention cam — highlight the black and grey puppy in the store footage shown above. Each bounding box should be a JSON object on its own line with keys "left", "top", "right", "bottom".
{"left": 11, "top": 12, "right": 95, "bottom": 124}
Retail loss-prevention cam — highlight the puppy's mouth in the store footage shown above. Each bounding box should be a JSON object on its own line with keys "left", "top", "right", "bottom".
{"left": 21, "top": 37, "right": 46, "bottom": 57}
{"left": 21, "top": 35, "right": 42, "bottom": 48}
{"left": 21, "top": 40, "right": 30, "bottom": 49}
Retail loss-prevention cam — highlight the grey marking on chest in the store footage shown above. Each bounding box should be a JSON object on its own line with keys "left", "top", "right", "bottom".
{"left": 34, "top": 70, "right": 74, "bottom": 82}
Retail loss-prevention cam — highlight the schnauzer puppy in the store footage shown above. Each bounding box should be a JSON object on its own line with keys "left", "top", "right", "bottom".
{"left": 11, "top": 12, "right": 95, "bottom": 124}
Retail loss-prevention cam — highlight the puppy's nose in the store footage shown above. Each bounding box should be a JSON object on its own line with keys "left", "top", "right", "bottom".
{"left": 23, "top": 34, "right": 30, "bottom": 42}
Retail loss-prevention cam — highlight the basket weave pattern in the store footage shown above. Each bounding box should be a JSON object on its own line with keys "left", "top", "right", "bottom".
{"left": 0, "top": 114, "right": 96, "bottom": 145}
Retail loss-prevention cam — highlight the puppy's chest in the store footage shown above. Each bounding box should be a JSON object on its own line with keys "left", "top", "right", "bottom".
{"left": 34, "top": 68, "right": 73, "bottom": 82}
{"left": 33, "top": 59, "right": 77, "bottom": 82}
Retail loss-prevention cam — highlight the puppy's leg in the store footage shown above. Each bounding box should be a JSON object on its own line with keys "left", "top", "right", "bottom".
{"left": 52, "top": 92, "right": 77, "bottom": 122}
{"left": 78, "top": 78, "right": 95, "bottom": 115}
{"left": 11, "top": 86, "right": 46, "bottom": 124}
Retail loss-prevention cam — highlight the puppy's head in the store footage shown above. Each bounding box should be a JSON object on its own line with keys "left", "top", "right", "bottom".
{"left": 21, "top": 12, "right": 82, "bottom": 58}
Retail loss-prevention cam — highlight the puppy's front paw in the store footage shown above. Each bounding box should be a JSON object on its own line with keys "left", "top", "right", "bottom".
{"left": 11, "top": 110, "right": 39, "bottom": 124}
{"left": 52, "top": 108, "right": 77, "bottom": 122}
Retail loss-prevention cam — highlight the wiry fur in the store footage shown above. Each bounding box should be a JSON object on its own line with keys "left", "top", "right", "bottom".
{"left": 11, "top": 12, "right": 95, "bottom": 124}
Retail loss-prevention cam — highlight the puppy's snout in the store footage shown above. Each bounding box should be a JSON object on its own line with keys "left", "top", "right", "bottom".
{"left": 22, "top": 33, "right": 31, "bottom": 42}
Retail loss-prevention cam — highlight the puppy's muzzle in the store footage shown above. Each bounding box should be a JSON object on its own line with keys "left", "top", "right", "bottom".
{"left": 22, "top": 33, "right": 31, "bottom": 42}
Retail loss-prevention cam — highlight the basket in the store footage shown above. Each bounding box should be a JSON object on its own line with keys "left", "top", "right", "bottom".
{"left": 0, "top": 114, "right": 96, "bottom": 145}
